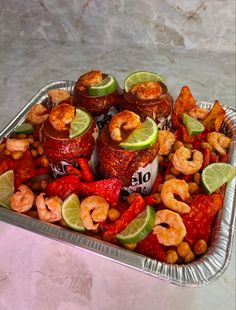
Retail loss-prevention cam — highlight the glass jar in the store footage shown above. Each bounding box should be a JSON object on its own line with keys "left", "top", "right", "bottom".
{"left": 97, "top": 125, "right": 159, "bottom": 197}
{"left": 40, "top": 118, "right": 98, "bottom": 177}
{"left": 73, "top": 72, "right": 123, "bottom": 130}
{"left": 121, "top": 81, "right": 173, "bottom": 130}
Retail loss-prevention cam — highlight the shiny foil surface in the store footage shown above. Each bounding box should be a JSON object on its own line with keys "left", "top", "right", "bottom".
{"left": 0, "top": 81, "right": 235, "bottom": 286}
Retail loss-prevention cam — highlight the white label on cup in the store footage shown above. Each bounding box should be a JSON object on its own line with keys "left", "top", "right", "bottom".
{"left": 121, "top": 156, "right": 158, "bottom": 198}
{"left": 157, "top": 114, "right": 172, "bottom": 130}
{"left": 50, "top": 160, "right": 70, "bottom": 178}
{"left": 88, "top": 125, "right": 99, "bottom": 175}
{"left": 50, "top": 125, "right": 99, "bottom": 178}
{"left": 95, "top": 106, "right": 118, "bottom": 130}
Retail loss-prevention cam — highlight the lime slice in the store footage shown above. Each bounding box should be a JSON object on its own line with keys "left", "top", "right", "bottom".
{"left": 69, "top": 108, "right": 91, "bottom": 139}
{"left": 13, "top": 123, "right": 34, "bottom": 134}
{"left": 88, "top": 75, "right": 118, "bottom": 96}
{"left": 182, "top": 113, "right": 205, "bottom": 136}
{"left": 124, "top": 71, "right": 164, "bottom": 93}
{"left": 119, "top": 117, "right": 158, "bottom": 151}
{"left": 116, "top": 205, "right": 155, "bottom": 244}
{"left": 61, "top": 193, "right": 85, "bottom": 231}
{"left": 202, "top": 163, "right": 236, "bottom": 194}
{"left": 0, "top": 170, "right": 15, "bottom": 209}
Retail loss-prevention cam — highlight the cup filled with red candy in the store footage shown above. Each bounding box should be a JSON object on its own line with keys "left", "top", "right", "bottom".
{"left": 0, "top": 70, "right": 235, "bottom": 267}
{"left": 73, "top": 70, "right": 123, "bottom": 129}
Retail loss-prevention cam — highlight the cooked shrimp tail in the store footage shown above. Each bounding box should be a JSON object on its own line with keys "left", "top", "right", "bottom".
{"left": 109, "top": 110, "right": 141, "bottom": 142}
{"left": 48, "top": 89, "right": 70, "bottom": 105}
{"left": 207, "top": 132, "right": 231, "bottom": 155}
{"left": 36, "top": 193, "right": 62, "bottom": 223}
{"left": 158, "top": 130, "right": 176, "bottom": 155}
{"left": 49, "top": 103, "right": 75, "bottom": 131}
{"left": 131, "top": 81, "right": 162, "bottom": 100}
{"left": 172, "top": 146, "right": 203, "bottom": 175}
{"left": 161, "top": 179, "right": 191, "bottom": 214}
{"left": 10, "top": 185, "right": 34, "bottom": 213}
{"left": 188, "top": 107, "right": 208, "bottom": 120}
{"left": 77, "top": 70, "right": 103, "bottom": 91}
{"left": 6, "top": 138, "right": 33, "bottom": 153}
{"left": 153, "top": 209, "right": 186, "bottom": 246}
{"left": 80, "top": 195, "right": 109, "bottom": 230}
{"left": 27, "top": 104, "right": 49, "bottom": 124}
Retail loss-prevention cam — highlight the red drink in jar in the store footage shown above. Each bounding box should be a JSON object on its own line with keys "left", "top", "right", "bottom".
{"left": 121, "top": 78, "right": 173, "bottom": 130}
{"left": 40, "top": 104, "right": 98, "bottom": 176}
{"left": 97, "top": 110, "right": 159, "bottom": 197}
{"left": 73, "top": 70, "right": 123, "bottom": 129}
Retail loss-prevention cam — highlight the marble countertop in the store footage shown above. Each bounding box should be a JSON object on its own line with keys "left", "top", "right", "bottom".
{"left": 0, "top": 37, "right": 235, "bottom": 310}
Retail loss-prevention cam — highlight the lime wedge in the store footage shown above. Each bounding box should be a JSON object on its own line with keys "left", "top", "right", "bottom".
{"left": 119, "top": 117, "right": 158, "bottom": 151}
{"left": 0, "top": 170, "right": 15, "bottom": 209}
{"left": 61, "top": 193, "right": 85, "bottom": 231}
{"left": 202, "top": 163, "right": 236, "bottom": 194}
{"left": 69, "top": 108, "right": 91, "bottom": 139}
{"left": 182, "top": 113, "right": 205, "bottom": 136}
{"left": 124, "top": 71, "right": 164, "bottom": 93}
{"left": 116, "top": 205, "right": 155, "bottom": 244}
{"left": 88, "top": 75, "right": 118, "bottom": 96}
{"left": 13, "top": 123, "right": 35, "bottom": 134}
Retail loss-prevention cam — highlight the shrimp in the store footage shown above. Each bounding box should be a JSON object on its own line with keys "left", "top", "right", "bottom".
{"left": 27, "top": 104, "right": 49, "bottom": 124}
{"left": 48, "top": 89, "right": 70, "bottom": 105}
{"left": 6, "top": 138, "right": 33, "bottom": 153}
{"left": 172, "top": 146, "right": 203, "bottom": 175}
{"left": 158, "top": 130, "right": 176, "bottom": 155}
{"left": 207, "top": 132, "right": 231, "bottom": 155}
{"left": 153, "top": 209, "right": 186, "bottom": 246}
{"left": 78, "top": 70, "right": 103, "bottom": 90}
{"left": 80, "top": 195, "right": 109, "bottom": 230}
{"left": 10, "top": 184, "right": 34, "bottom": 213}
{"left": 188, "top": 107, "right": 208, "bottom": 120}
{"left": 130, "top": 81, "right": 162, "bottom": 100}
{"left": 49, "top": 103, "right": 75, "bottom": 131}
{"left": 36, "top": 193, "right": 62, "bottom": 223}
{"left": 109, "top": 110, "right": 141, "bottom": 142}
{"left": 161, "top": 179, "right": 191, "bottom": 214}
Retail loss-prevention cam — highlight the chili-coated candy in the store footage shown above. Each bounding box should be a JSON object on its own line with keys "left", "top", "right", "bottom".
{"left": 77, "top": 157, "right": 95, "bottom": 182}
{"left": 79, "top": 178, "right": 122, "bottom": 205}
{"left": 66, "top": 165, "right": 82, "bottom": 178}
{"left": 136, "top": 232, "right": 166, "bottom": 262}
{"left": 201, "top": 148, "right": 211, "bottom": 169}
{"left": 182, "top": 194, "right": 223, "bottom": 245}
{"left": 46, "top": 175, "right": 80, "bottom": 199}
{"left": 103, "top": 194, "right": 146, "bottom": 238}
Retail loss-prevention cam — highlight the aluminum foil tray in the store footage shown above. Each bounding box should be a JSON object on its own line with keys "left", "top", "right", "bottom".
{"left": 0, "top": 81, "right": 235, "bottom": 287}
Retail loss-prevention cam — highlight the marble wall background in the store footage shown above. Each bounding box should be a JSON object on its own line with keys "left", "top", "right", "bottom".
{"left": 0, "top": 0, "right": 235, "bottom": 52}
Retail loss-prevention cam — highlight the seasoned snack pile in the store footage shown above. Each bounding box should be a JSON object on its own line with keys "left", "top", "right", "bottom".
{"left": 0, "top": 71, "right": 235, "bottom": 266}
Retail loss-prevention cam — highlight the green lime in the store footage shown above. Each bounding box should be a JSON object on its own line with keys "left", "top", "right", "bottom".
{"left": 124, "top": 71, "right": 164, "bottom": 92}
{"left": 202, "top": 163, "right": 236, "bottom": 194}
{"left": 13, "top": 123, "right": 35, "bottom": 134}
{"left": 119, "top": 117, "right": 158, "bottom": 151}
{"left": 182, "top": 113, "right": 205, "bottom": 136}
{"left": 88, "top": 75, "right": 118, "bottom": 96}
{"left": 69, "top": 108, "right": 91, "bottom": 139}
{"left": 61, "top": 193, "right": 85, "bottom": 231}
{"left": 0, "top": 170, "right": 15, "bottom": 209}
{"left": 116, "top": 205, "right": 155, "bottom": 244}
